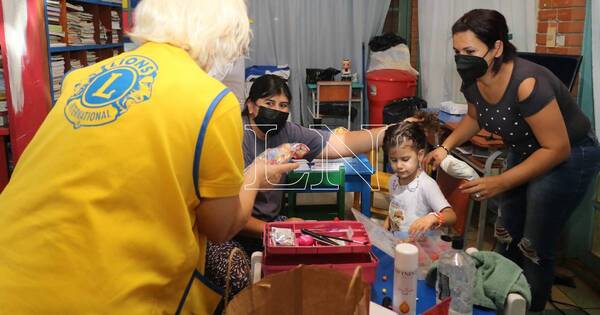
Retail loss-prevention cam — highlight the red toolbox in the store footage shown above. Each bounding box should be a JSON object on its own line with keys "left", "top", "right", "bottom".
{"left": 263, "top": 221, "right": 378, "bottom": 283}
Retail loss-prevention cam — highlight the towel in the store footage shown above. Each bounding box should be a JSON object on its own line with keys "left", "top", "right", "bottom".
{"left": 425, "top": 251, "right": 531, "bottom": 310}
{"left": 439, "top": 155, "right": 479, "bottom": 181}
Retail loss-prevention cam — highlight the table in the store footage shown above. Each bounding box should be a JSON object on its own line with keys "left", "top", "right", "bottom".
{"left": 443, "top": 121, "right": 507, "bottom": 249}
{"left": 290, "top": 154, "right": 374, "bottom": 216}
{"left": 306, "top": 82, "right": 364, "bottom": 129}
{"left": 371, "top": 246, "right": 495, "bottom": 315}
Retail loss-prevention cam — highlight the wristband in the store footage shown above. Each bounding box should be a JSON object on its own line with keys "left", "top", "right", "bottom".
{"left": 437, "top": 145, "right": 450, "bottom": 154}
{"left": 428, "top": 212, "right": 444, "bottom": 229}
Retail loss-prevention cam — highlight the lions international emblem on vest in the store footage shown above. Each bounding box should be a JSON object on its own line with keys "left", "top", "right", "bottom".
{"left": 64, "top": 55, "right": 158, "bottom": 128}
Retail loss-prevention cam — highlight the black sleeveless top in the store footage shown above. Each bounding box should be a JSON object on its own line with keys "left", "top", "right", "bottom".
{"left": 461, "top": 57, "right": 591, "bottom": 157}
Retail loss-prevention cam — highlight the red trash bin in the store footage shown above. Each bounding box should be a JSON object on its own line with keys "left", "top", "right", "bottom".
{"left": 366, "top": 69, "right": 417, "bottom": 126}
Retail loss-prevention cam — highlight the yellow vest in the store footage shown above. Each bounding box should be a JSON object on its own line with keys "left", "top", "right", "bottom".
{"left": 0, "top": 42, "right": 243, "bottom": 314}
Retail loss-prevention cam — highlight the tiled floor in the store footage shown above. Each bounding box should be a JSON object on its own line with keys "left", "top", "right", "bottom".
{"left": 296, "top": 191, "right": 600, "bottom": 314}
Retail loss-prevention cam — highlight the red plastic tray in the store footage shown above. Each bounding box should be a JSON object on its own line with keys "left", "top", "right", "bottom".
{"left": 264, "top": 221, "right": 371, "bottom": 256}
{"left": 262, "top": 251, "right": 378, "bottom": 284}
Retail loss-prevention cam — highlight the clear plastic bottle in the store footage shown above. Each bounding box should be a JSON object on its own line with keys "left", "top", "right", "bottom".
{"left": 436, "top": 236, "right": 476, "bottom": 315}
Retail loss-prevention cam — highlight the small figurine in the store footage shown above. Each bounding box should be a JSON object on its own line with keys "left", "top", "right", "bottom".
{"left": 341, "top": 58, "right": 352, "bottom": 81}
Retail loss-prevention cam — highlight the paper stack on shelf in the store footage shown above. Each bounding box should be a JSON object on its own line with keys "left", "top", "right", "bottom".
{"left": 104, "top": 0, "right": 121, "bottom": 3}
{"left": 0, "top": 53, "right": 5, "bottom": 127}
{"left": 71, "top": 58, "right": 82, "bottom": 70}
{"left": 0, "top": 53, "right": 5, "bottom": 99}
{"left": 80, "top": 12, "right": 95, "bottom": 44}
{"left": 99, "top": 21, "right": 108, "bottom": 44}
{"left": 111, "top": 10, "right": 121, "bottom": 43}
{"left": 51, "top": 55, "right": 65, "bottom": 99}
{"left": 86, "top": 51, "right": 98, "bottom": 65}
{"left": 66, "top": 3, "right": 84, "bottom": 45}
{"left": 47, "top": 0, "right": 65, "bottom": 47}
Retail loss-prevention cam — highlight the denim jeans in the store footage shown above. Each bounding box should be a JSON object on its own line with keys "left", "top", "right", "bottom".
{"left": 494, "top": 133, "right": 600, "bottom": 311}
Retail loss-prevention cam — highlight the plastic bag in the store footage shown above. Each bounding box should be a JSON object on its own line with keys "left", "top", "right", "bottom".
{"left": 368, "top": 43, "right": 419, "bottom": 76}
{"left": 257, "top": 143, "right": 310, "bottom": 165}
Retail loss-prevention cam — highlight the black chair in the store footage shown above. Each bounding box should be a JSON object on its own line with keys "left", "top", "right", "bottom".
{"left": 516, "top": 52, "right": 582, "bottom": 92}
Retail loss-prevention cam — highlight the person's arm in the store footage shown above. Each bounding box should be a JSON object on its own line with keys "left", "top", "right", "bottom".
{"left": 239, "top": 216, "right": 267, "bottom": 238}
{"left": 423, "top": 103, "right": 481, "bottom": 170}
{"left": 316, "top": 127, "right": 387, "bottom": 159}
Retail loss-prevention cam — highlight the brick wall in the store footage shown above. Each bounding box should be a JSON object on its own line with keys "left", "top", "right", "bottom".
{"left": 537, "top": 0, "right": 586, "bottom": 55}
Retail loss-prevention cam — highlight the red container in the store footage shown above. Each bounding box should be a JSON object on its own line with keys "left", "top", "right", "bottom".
{"left": 263, "top": 220, "right": 377, "bottom": 284}
{"left": 366, "top": 69, "right": 417, "bottom": 125}
{"left": 264, "top": 221, "right": 371, "bottom": 256}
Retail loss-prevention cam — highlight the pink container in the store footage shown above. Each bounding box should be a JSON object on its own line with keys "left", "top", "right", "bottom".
{"left": 264, "top": 221, "right": 371, "bottom": 256}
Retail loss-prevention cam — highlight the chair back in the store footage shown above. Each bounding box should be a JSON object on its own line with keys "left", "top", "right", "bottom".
{"left": 316, "top": 81, "right": 352, "bottom": 102}
{"left": 436, "top": 168, "right": 471, "bottom": 237}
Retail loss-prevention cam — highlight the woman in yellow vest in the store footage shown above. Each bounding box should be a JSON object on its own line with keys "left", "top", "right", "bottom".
{"left": 0, "top": 0, "right": 297, "bottom": 313}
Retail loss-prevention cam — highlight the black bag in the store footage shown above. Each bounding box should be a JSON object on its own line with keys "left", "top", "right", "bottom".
{"left": 305, "top": 68, "right": 341, "bottom": 84}
{"left": 369, "top": 33, "right": 407, "bottom": 52}
{"left": 382, "top": 97, "right": 427, "bottom": 124}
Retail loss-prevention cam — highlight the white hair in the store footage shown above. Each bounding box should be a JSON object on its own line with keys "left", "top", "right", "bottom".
{"left": 128, "top": 0, "right": 251, "bottom": 72}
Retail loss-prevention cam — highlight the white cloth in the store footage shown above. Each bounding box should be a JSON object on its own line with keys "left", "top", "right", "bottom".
{"left": 388, "top": 171, "right": 451, "bottom": 231}
{"left": 367, "top": 43, "right": 419, "bottom": 76}
{"left": 418, "top": 0, "right": 537, "bottom": 109}
{"left": 440, "top": 155, "right": 480, "bottom": 181}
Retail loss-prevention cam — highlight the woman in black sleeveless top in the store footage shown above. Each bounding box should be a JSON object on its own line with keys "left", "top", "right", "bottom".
{"left": 424, "top": 9, "right": 600, "bottom": 311}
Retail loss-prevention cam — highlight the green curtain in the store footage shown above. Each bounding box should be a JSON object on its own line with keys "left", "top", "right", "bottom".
{"left": 578, "top": 0, "right": 594, "bottom": 128}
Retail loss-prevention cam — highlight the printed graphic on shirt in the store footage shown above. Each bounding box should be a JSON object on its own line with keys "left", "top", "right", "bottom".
{"left": 64, "top": 55, "right": 158, "bottom": 128}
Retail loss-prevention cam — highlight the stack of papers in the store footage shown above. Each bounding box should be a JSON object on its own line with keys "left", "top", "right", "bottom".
{"left": 66, "top": 3, "right": 95, "bottom": 45}
{"left": 47, "top": 0, "right": 65, "bottom": 47}
{"left": 71, "top": 58, "right": 82, "bottom": 70}
{"left": 99, "top": 19, "right": 108, "bottom": 44}
{"left": 86, "top": 51, "right": 98, "bottom": 65}
{"left": 111, "top": 10, "right": 121, "bottom": 42}
{"left": 51, "top": 54, "right": 66, "bottom": 99}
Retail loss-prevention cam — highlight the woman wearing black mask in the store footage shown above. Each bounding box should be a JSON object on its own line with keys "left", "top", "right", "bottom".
{"left": 206, "top": 74, "right": 389, "bottom": 295}
{"left": 424, "top": 9, "right": 600, "bottom": 312}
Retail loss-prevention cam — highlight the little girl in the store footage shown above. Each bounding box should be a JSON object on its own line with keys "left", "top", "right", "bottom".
{"left": 383, "top": 121, "right": 457, "bottom": 239}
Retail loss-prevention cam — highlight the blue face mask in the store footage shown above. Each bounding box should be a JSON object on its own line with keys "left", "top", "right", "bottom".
{"left": 254, "top": 106, "right": 289, "bottom": 134}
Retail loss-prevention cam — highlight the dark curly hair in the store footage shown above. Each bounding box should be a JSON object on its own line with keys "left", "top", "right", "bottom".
{"left": 383, "top": 111, "right": 439, "bottom": 153}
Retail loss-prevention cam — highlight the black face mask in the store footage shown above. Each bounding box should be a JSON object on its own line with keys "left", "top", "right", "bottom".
{"left": 254, "top": 106, "right": 289, "bottom": 134}
{"left": 454, "top": 50, "right": 491, "bottom": 86}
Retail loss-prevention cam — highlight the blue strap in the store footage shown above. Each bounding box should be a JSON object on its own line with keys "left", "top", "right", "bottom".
{"left": 193, "top": 88, "right": 231, "bottom": 200}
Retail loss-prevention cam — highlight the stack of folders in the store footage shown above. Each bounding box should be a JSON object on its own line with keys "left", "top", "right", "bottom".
{"left": 66, "top": 2, "right": 83, "bottom": 45}
{"left": 86, "top": 51, "right": 98, "bottom": 65}
{"left": 47, "top": 0, "right": 65, "bottom": 47}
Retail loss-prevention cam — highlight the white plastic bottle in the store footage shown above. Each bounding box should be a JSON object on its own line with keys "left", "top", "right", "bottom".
{"left": 436, "top": 236, "right": 476, "bottom": 315}
{"left": 393, "top": 243, "right": 418, "bottom": 315}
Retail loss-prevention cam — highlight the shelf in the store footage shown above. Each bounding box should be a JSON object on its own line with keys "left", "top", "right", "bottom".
{"left": 69, "top": 0, "right": 122, "bottom": 8}
{"left": 0, "top": 127, "right": 8, "bottom": 136}
{"left": 49, "top": 43, "right": 124, "bottom": 53}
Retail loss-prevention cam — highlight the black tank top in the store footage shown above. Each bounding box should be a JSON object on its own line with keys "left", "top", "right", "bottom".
{"left": 461, "top": 57, "right": 591, "bottom": 157}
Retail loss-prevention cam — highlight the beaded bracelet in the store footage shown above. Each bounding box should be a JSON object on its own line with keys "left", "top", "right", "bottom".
{"left": 437, "top": 145, "right": 450, "bottom": 154}
{"left": 428, "top": 212, "right": 444, "bottom": 229}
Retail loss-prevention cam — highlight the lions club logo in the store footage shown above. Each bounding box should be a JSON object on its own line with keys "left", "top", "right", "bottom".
{"left": 64, "top": 55, "right": 158, "bottom": 128}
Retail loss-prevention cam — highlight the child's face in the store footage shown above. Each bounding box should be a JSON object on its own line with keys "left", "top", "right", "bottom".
{"left": 388, "top": 141, "right": 424, "bottom": 181}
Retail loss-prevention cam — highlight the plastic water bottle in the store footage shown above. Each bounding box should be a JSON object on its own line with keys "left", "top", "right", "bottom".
{"left": 436, "top": 236, "right": 476, "bottom": 315}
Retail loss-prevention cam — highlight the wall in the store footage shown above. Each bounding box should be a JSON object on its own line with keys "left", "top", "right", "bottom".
{"left": 537, "top": 0, "right": 586, "bottom": 55}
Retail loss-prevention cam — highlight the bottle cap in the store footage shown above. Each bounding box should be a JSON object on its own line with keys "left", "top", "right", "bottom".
{"left": 441, "top": 235, "right": 464, "bottom": 250}
{"left": 394, "top": 243, "right": 418, "bottom": 271}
